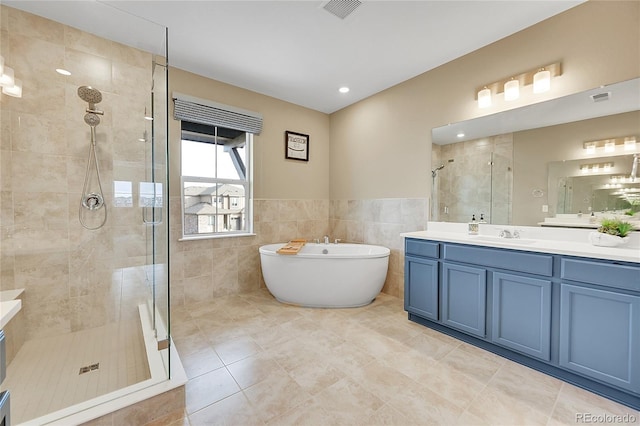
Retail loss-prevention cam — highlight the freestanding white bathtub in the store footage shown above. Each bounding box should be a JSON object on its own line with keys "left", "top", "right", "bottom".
{"left": 259, "top": 242, "right": 390, "bottom": 308}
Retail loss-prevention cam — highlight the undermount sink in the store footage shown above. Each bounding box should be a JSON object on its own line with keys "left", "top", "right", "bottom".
{"left": 470, "top": 235, "right": 538, "bottom": 245}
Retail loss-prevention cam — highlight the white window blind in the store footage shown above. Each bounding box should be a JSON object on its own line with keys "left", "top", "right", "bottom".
{"left": 173, "top": 92, "right": 263, "bottom": 135}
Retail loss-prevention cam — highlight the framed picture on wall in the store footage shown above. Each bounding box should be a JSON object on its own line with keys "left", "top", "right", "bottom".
{"left": 285, "top": 130, "right": 309, "bottom": 161}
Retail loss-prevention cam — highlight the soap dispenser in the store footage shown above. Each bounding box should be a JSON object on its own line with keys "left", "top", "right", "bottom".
{"left": 468, "top": 214, "right": 479, "bottom": 235}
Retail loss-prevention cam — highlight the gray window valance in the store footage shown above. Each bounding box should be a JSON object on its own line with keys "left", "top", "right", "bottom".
{"left": 173, "top": 92, "right": 262, "bottom": 134}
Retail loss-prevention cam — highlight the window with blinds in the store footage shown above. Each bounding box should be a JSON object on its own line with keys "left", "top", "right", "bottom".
{"left": 175, "top": 94, "right": 260, "bottom": 239}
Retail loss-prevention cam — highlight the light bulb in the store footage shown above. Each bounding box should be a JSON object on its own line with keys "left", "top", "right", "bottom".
{"left": 504, "top": 79, "right": 519, "bottom": 101}
{"left": 533, "top": 69, "right": 551, "bottom": 93}
{"left": 478, "top": 87, "right": 492, "bottom": 108}
{"left": 604, "top": 140, "right": 615, "bottom": 152}
{"left": 624, "top": 137, "right": 636, "bottom": 151}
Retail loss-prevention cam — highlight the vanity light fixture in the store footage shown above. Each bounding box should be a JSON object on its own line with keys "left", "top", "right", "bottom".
{"left": 477, "top": 87, "right": 492, "bottom": 108}
{"left": 504, "top": 78, "right": 520, "bottom": 101}
{"left": 584, "top": 135, "right": 639, "bottom": 153}
{"left": 533, "top": 68, "right": 551, "bottom": 93}
{"left": 604, "top": 140, "right": 616, "bottom": 153}
{"left": 581, "top": 162, "right": 613, "bottom": 174}
{"left": 624, "top": 137, "right": 637, "bottom": 151}
{"left": 475, "top": 62, "right": 561, "bottom": 108}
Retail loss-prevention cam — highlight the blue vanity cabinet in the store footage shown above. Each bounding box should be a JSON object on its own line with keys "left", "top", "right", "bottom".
{"left": 491, "top": 272, "right": 552, "bottom": 361}
{"left": 559, "top": 258, "right": 640, "bottom": 393}
{"left": 441, "top": 262, "right": 487, "bottom": 337}
{"left": 404, "top": 236, "right": 640, "bottom": 410}
{"left": 404, "top": 239, "right": 440, "bottom": 321}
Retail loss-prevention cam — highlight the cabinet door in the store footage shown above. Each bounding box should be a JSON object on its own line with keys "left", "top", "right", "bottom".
{"left": 404, "top": 256, "right": 439, "bottom": 321}
{"left": 559, "top": 284, "right": 640, "bottom": 393}
{"left": 492, "top": 272, "right": 552, "bottom": 361}
{"left": 442, "top": 262, "right": 486, "bottom": 337}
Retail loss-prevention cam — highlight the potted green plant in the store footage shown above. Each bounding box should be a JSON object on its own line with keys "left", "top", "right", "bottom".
{"left": 589, "top": 218, "right": 634, "bottom": 247}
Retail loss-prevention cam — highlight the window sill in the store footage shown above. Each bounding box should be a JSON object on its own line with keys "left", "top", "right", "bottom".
{"left": 178, "top": 233, "right": 256, "bottom": 242}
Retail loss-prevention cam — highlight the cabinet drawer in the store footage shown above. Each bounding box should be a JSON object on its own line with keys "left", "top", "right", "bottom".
{"left": 561, "top": 258, "right": 640, "bottom": 292}
{"left": 405, "top": 239, "right": 439, "bottom": 259}
{"left": 443, "top": 244, "right": 553, "bottom": 276}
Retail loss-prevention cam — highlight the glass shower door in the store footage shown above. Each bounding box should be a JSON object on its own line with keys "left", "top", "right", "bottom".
{"left": 143, "top": 52, "right": 170, "bottom": 376}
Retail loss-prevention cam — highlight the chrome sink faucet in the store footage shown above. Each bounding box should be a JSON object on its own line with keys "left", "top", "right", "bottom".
{"left": 499, "top": 229, "right": 520, "bottom": 239}
{"left": 323, "top": 235, "right": 330, "bottom": 244}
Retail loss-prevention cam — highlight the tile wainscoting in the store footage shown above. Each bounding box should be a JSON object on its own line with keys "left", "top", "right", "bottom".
{"left": 169, "top": 197, "right": 428, "bottom": 306}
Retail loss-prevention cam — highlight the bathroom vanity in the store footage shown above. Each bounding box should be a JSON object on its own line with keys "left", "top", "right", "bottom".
{"left": 402, "top": 223, "right": 640, "bottom": 410}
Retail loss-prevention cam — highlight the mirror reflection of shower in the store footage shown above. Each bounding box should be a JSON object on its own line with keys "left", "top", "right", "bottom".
{"left": 78, "top": 85, "right": 107, "bottom": 230}
{"left": 430, "top": 163, "right": 446, "bottom": 221}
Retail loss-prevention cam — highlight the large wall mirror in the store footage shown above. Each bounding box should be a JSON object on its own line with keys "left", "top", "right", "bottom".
{"left": 431, "top": 78, "right": 640, "bottom": 227}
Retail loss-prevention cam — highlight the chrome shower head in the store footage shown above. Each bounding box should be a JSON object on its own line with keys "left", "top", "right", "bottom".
{"left": 77, "top": 86, "right": 102, "bottom": 104}
{"left": 431, "top": 164, "right": 445, "bottom": 178}
{"left": 84, "top": 113, "right": 100, "bottom": 127}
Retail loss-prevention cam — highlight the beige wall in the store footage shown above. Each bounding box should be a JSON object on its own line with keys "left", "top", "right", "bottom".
{"left": 329, "top": 1, "right": 640, "bottom": 201}
{"left": 168, "top": 68, "right": 330, "bottom": 200}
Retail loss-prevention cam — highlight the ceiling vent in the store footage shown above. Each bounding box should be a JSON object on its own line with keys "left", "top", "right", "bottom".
{"left": 322, "top": 0, "right": 362, "bottom": 20}
{"left": 590, "top": 92, "right": 611, "bottom": 103}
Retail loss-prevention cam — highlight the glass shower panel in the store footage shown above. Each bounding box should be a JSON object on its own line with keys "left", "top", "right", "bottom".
{"left": 490, "top": 151, "right": 513, "bottom": 225}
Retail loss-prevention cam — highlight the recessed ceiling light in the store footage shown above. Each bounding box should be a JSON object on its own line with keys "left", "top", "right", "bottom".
{"left": 338, "top": 87, "right": 349, "bottom": 94}
{"left": 457, "top": 132, "right": 465, "bottom": 138}
{"left": 56, "top": 68, "right": 71, "bottom": 76}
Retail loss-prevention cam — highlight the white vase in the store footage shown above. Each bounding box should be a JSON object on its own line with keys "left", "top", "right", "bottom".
{"left": 588, "top": 232, "right": 630, "bottom": 247}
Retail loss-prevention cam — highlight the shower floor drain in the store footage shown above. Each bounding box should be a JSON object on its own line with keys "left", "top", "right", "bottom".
{"left": 79, "top": 363, "right": 100, "bottom": 375}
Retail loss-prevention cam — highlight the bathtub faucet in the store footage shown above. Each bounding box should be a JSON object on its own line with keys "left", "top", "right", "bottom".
{"left": 323, "top": 235, "right": 330, "bottom": 244}
{"left": 334, "top": 239, "right": 342, "bottom": 244}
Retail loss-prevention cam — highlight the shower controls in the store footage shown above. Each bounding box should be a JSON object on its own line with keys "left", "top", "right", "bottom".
{"left": 82, "top": 193, "right": 104, "bottom": 211}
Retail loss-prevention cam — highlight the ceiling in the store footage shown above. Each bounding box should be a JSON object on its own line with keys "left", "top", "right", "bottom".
{"left": 7, "top": 0, "right": 585, "bottom": 114}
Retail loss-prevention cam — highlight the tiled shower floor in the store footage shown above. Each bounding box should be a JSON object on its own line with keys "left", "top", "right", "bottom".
{"left": 1, "top": 319, "right": 149, "bottom": 424}
{"left": 170, "top": 289, "right": 640, "bottom": 425}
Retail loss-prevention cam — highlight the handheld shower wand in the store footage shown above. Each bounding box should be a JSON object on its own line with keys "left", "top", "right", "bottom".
{"left": 77, "top": 86, "right": 107, "bottom": 230}
{"left": 432, "top": 164, "right": 445, "bottom": 178}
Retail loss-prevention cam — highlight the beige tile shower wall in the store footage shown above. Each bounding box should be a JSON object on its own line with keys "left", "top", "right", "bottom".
{"left": 169, "top": 197, "right": 329, "bottom": 307}
{"left": 0, "top": 6, "right": 154, "bottom": 339}
{"left": 432, "top": 135, "right": 512, "bottom": 224}
{"left": 330, "top": 198, "right": 428, "bottom": 298}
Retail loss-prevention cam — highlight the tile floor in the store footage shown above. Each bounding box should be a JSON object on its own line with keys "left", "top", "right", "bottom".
{"left": 2, "top": 319, "right": 149, "bottom": 424}
{"left": 170, "top": 289, "right": 640, "bottom": 426}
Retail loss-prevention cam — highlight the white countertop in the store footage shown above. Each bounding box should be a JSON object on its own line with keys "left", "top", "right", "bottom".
{"left": 0, "top": 300, "right": 22, "bottom": 329}
{"left": 402, "top": 222, "right": 640, "bottom": 264}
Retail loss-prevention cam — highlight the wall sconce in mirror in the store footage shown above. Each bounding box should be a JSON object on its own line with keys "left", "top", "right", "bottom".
{"left": 0, "top": 55, "right": 23, "bottom": 98}
{"left": 475, "top": 62, "right": 561, "bottom": 108}
{"left": 583, "top": 135, "right": 638, "bottom": 154}
{"left": 580, "top": 162, "right": 613, "bottom": 174}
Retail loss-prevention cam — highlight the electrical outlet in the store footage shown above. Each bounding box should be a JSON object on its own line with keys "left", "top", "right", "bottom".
{"left": 542, "top": 205, "right": 549, "bottom": 212}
